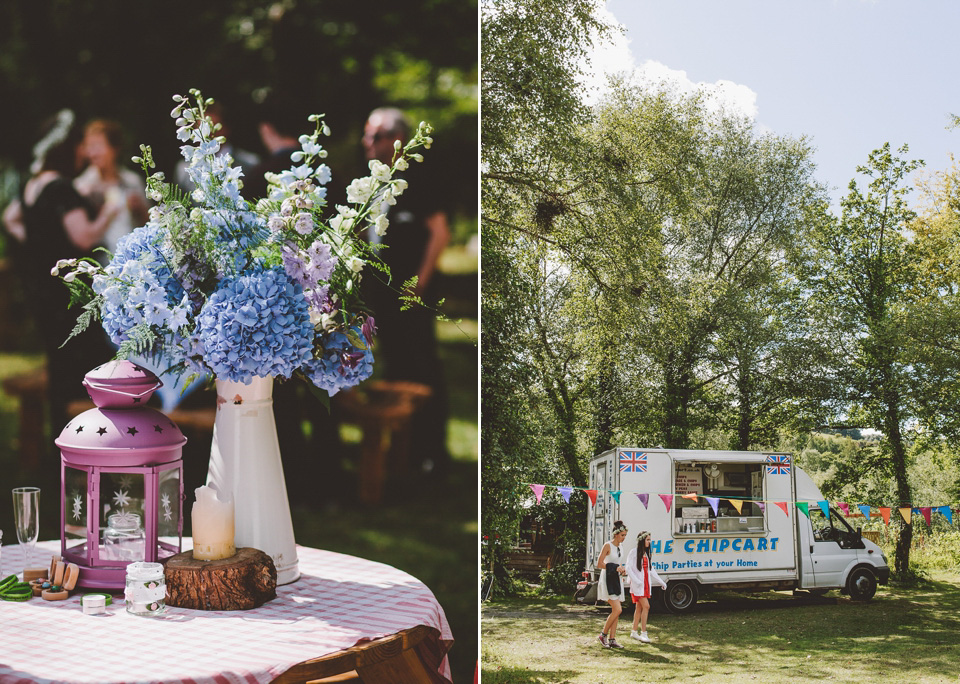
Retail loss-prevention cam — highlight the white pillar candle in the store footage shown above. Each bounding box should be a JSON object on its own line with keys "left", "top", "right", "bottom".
{"left": 192, "top": 485, "right": 236, "bottom": 561}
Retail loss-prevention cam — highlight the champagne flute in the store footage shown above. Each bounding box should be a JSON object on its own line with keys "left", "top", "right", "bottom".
{"left": 12, "top": 487, "right": 40, "bottom": 574}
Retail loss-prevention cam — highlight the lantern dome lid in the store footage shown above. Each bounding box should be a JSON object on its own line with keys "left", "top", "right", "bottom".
{"left": 82, "top": 361, "right": 163, "bottom": 409}
{"left": 55, "top": 406, "right": 186, "bottom": 465}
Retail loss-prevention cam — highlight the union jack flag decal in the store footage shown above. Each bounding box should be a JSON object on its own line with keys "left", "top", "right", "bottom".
{"left": 619, "top": 451, "right": 647, "bottom": 473}
{"left": 766, "top": 454, "right": 791, "bottom": 475}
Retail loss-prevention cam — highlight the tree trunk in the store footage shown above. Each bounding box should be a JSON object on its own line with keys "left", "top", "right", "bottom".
{"left": 662, "top": 352, "right": 693, "bottom": 449}
{"left": 735, "top": 354, "right": 753, "bottom": 451}
{"left": 884, "top": 395, "right": 913, "bottom": 577}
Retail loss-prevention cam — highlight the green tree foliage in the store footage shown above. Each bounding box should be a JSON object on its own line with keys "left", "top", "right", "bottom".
{"left": 800, "top": 143, "right": 925, "bottom": 577}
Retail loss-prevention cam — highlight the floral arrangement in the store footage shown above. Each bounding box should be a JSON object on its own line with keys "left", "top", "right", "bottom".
{"left": 54, "top": 89, "right": 432, "bottom": 397}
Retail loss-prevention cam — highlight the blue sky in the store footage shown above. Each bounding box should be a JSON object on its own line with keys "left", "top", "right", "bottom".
{"left": 587, "top": 0, "right": 960, "bottom": 205}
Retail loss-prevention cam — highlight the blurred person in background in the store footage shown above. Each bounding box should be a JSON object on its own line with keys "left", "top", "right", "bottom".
{"left": 1, "top": 109, "right": 119, "bottom": 445}
{"left": 74, "top": 118, "right": 149, "bottom": 254}
{"left": 362, "top": 106, "right": 451, "bottom": 475}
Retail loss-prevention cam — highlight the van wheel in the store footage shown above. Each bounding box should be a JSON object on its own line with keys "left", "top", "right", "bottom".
{"left": 847, "top": 567, "right": 878, "bottom": 601}
{"left": 663, "top": 581, "right": 698, "bottom": 614}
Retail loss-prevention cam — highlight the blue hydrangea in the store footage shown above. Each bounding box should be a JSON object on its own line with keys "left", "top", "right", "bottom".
{"left": 195, "top": 266, "right": 314, "bottom": 382}
{"left": 302, "top": 329, "right": 374, "bottom": 396}
{"left": 95, "top": 223, "right": 185, "bottom": 351}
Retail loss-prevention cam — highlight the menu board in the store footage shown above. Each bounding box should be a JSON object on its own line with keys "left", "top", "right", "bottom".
{"left": 675, "top": 465, "right": 703, "bottom": 495}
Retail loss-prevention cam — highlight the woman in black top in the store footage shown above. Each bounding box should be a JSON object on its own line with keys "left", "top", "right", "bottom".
{"left": 3, "top": 110, "right": 120, "bottom": 438}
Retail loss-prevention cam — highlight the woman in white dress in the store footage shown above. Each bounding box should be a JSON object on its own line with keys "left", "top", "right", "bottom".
{"left": 595, "top": 520, "right": 629, "bottom": 648}
{"left": 626, "top": 530, "right": 668, "bottom": 643}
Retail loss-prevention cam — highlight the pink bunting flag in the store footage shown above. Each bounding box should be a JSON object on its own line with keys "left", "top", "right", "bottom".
{"left": 920, "top": 507, "right": 932, "bottom": 526}
{"left": 705, "top": 497, "right": 720, "bottom": 516}
{"left": 837, "top": 502, "right": 850, "bottom": 516}
{"left": 659, "top": 494, "right": 673, "bottom": 513}
{"left": 557, "top": 486, "right": 573, "bottom": 503}
{"left": 584, "top": 489, "right": 598, "bottom": 506}
{"left": 774, "top": 501, "right": 788, "bottom": 516}
{"left": 757, "top": 502, "right": 765, "bottom": 513}
{"left": 529, "top": 484, "right": 545, "bottom": 505}
{"left": 636, "top": 493, "right": 649, "bottom": 509}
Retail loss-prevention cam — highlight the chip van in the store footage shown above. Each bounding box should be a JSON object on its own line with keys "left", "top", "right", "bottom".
{"left": 577, "top": 449, "right": 890, "bottom": 613}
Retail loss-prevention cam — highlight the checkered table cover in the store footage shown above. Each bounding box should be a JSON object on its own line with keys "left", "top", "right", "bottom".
{"left": 0, "top": 540, "right": 453, "bottom": 684}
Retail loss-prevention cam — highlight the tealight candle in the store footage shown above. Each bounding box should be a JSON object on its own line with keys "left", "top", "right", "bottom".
{"left": 191, "top": 485, "right": 236, "bottom": 561}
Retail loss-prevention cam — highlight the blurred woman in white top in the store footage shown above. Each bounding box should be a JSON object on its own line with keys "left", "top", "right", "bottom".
{"left": 626, "top": 530, "right": 667, "bottom": 643}
{"left": 74, "top": 119, "right": 148, "bottom": 254}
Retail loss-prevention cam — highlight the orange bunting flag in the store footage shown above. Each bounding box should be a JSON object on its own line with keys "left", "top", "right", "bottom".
{"left": 878, "top": 507, "right": 891, "bottom": 525}
{"left": 659, "top": 494, "right": 673, "bottom": 513}
{"left": 682, "top": 493, "right": 699, "bottom": 501}
{"left": 898, "top": 507, "right": 912, "bottom": 524}
{"left": 729, "top": 499, "right": 744, "bottom": 514}
{"left": 774, "top": 501, "right": 789, "bottom": 516}
{"left": 584, "top": 489, "right": 598, "bottom": 506}
{"left": 529, "top": 484, "right": 545, "bottom": 505}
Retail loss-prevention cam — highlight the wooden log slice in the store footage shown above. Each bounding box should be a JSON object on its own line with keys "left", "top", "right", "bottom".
{"left": 163, "top": 547, "right": 277, "bottom": 611}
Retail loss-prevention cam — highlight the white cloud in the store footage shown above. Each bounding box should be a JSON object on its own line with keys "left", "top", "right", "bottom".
{"left": 580, "top": 9, "right": 759, "bottom": 120}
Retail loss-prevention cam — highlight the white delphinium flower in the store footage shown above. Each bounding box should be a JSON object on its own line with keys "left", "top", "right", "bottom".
{"left": 268, "top": 216, "right": 286, "bottom": 233}
{"left": 346, "top": 176, "right": 377, "bottom": 204}
{"left": 368, "top": 160, "right": 392, "bottom": 183}
{"left": 374, "top": 214, "right": 389, "bottom": 237}
{"left": 294, "top": 212, "right": 314, "bottom": 235}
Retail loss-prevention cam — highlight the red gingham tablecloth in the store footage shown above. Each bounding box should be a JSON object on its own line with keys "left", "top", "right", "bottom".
{"left": 0, "top": 540, "right": 453, "bottom": 684}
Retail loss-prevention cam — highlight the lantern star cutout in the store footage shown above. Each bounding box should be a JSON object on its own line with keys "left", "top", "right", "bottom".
{"left": 75, "top": 425, "right": 84, "bottom": 433}
{"left": 154, "top": 424, "right": 164, "bottom": 433}
{"left": 126, "top": 426, "right": 139, "bottom": 436}
{"left": 112, "top": 489, "right": 132, "bottom": 508}
{"left": 97, "top": 427, "right": 108, "bottom": 436}
{"left": 72, "top": 494, "right": 83, "bottom": 520}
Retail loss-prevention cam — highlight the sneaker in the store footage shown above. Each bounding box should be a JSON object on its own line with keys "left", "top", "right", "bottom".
{"left": 608, "top": 638, "right": 624, "bottom": 649}
{"left": 598, "top": 634, "right": 609, "bottom": 648}
{"left": 639, "top": 632, "right": 653, "bottom": 643}
{"left": 630, "top": 631, "right": 643, "bottom": 641}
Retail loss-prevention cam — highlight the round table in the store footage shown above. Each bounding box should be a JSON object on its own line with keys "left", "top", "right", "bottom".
{"left": 0, "top": 540, "right": 453, "bottom": 683}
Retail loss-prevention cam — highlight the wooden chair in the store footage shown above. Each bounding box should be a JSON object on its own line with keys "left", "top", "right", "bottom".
{"left": 271, "top": 625, "right": 447, "bottom": 683}
{"left": 334, "top": 380, "right": 432, "bottom": 504}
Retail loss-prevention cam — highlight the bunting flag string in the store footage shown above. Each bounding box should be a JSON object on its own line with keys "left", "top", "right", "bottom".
{"left": 517, "top": 482, "right": 960, "bottom": 527}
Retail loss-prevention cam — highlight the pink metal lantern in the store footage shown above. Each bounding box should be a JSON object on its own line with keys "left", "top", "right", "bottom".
{"left": 55, "top": 361, "right": 186, "bottom": 590}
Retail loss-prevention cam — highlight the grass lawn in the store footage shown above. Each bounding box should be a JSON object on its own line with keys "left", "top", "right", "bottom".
{"left": 482, "top": 572, "right": 960, "bottom": 683}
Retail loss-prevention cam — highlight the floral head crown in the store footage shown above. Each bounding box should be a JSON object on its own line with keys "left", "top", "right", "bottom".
{"left": 31, "top": 109, "right": 75, "bottom": 174}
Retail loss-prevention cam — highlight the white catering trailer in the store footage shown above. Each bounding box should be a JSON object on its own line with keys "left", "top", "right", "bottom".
{"left": 581, "top": 448, "right": 889, "bottom": 613}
